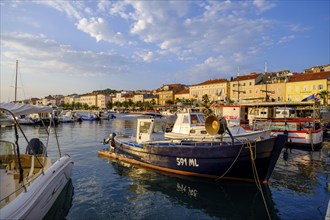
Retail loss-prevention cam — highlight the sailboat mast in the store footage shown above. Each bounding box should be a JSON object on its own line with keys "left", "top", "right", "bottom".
{"left": 15, "top": 60, "right": 18, "bottom": 102}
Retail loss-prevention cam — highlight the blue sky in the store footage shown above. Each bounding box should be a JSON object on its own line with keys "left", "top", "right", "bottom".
{"left": 1, "top": 0, "right": 329, "bottom": 101}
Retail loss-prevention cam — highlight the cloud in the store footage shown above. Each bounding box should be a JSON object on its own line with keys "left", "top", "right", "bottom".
{"left": 278, "top": 35, "right": 295, "bottom": 44}
{"left": 34, "top": 1, "right": 83, "bottom": 20}
{"left": 253, "top": 0, "right": 276, "bottom": 13}
{"left": 76, "top": 17, "right": 125, "bottom": 44}
{"left": 1, "top": 32, "right": 131, "bottom": 77}
{"left": 289, "top": 24, "right": 312, "bottom": 32}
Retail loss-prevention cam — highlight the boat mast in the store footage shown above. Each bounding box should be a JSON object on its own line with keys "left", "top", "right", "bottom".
{"left": 15, "top": 60, "right": 18, "bottom": 102}
{"left": 264, "top": 62, "right": 268, "bottom": 102}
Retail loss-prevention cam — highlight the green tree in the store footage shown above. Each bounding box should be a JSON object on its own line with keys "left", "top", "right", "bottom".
{"left": 318, "top": 90, "right": 330, "bottom": 105}
{"left": 106, "top": 101, "right": 113, "bottom": 110}
{"left": 202, "top": 94, "right": 210, "bottom": 107}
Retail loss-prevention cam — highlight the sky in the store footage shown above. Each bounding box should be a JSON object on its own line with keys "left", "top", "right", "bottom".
{"left": 1, "top": 0, "right": 329, "bottom": 102}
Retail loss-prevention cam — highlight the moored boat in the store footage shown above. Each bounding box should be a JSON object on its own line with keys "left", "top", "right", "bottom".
{"left": 254, "top": 118, "right": 323, "bottom": 151}
{"left": 58, "top": 110, "right": 75, "bottom": 123}
{"left": 99, "top": 117, "right": 287, "bottom": 183}
{"left": 0, "top": 102, "right": 74, "bottom": 219}
{"left": 165, "top": 109, "right": 271, "bottom": 142}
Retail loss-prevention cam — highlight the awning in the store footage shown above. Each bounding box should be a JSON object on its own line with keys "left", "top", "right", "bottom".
{"left": 0, "top": 102, "right": 53, "bottom": 116}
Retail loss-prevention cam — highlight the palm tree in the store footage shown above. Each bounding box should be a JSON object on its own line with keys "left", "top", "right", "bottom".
{"left": 318, "top": 90, "right": 329, "bottom": 105}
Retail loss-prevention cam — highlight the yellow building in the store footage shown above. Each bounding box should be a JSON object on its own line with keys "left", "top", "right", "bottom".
{"left": 174, "top": 89, "right": 190, "bottom": 101}
{"left": 189, "top": 79, "right": 228, "bottom": 102}
{"left": 229, "top": 73, "right": 263, "bottom": 103}
{"left": 79, "top": 93, "right": 97, "bottom": 107}
{"left": 158, "top": 84, "right": 185, "bottom": 105}
{"left": 96, "top": 94, "right": 112, "bottom": 109}
{"left": 254, "top": 82, "right": 286, "bottom": 102}
{"left": 286, "top": 71, "right": 330, "bottom": 103}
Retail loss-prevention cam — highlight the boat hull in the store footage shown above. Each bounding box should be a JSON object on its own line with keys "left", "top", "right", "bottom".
{"left": 0, "top": 155, "right": 74, "bottom": 220}
{"left": 102, "top": 135, "right": 287, "bottom": 183}
{"left": 271, "top": 129, "right": 323, "bottom": 151}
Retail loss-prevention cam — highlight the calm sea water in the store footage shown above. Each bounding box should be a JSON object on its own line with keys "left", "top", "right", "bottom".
{"left": 1, "top": 114, "right": 330, "bottom": 220}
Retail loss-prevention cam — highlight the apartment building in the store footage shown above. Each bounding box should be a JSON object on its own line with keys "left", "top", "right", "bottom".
{"left": 97, "top": 94, "right": 112, "bottom": 109}
{"left": 229, "top": 73, "right": 263, "bottom": 103}
{"left": 286, "top": 71, "right": 330, "bottom": 103}
{"left": 158, "top": 84, "right": 186, "bottom": 105}
{"left": 189, "top": 79, "right": 228, "bottom": 102}
{"left": 174, "top": 89, "right": 190, "bottom": 101}
{"left": 79, "top": 93, "right": 98, "bottom": 107}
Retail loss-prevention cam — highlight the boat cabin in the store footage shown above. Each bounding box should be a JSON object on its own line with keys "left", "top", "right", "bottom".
{"left": 171, "top": 111, "right": 206, "bottom": 135}
{"left": 136, "top": 118, "right": 167, "bottom": 144}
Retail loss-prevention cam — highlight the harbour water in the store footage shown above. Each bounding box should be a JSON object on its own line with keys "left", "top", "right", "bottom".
{"left": 1, "top": 114, "right": 330, "bottom": 220}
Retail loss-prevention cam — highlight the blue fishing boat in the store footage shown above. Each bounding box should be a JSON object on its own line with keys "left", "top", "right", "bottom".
{"left": 99, "top": 117, "right": 287, "bottom": 184}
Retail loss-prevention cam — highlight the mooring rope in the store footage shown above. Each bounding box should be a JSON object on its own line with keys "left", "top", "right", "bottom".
{"left": 248, "top": 141, "right": 271, "bottom": 220}
{"left": 215, "top": 142, "right": 245, "bottom": 181}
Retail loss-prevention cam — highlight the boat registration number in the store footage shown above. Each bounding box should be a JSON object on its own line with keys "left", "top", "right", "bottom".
{"left": 176, "top": 157, "right": 199, "bottom": 167}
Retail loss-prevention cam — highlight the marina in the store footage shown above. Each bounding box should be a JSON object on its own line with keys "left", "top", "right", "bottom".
{"left": 1, "top": 113, "right": 329, "bottom": 219}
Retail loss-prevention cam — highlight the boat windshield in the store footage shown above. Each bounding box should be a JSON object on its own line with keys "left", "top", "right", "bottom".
{"left": 152, "top": 121, "right": 167, "bottom": 133}
{"left": 0, "top": 140, "right": 17, "bottom": 169}
{"left": 139, "top": 121, "right": 152, "bottom": 134}
{"left": 191, "top": 114, "right": 206, "bottom": 125}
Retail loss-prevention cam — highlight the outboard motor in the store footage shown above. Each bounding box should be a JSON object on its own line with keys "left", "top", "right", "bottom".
{"left": 26, "top": 138, "right": 46, "bottom": 155}
{"left": 102, "top": 133, "right": 116, "bottom": 148}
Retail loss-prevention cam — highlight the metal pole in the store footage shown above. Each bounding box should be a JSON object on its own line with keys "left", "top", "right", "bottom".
{"left": 15, "top": 60, "right": 18, "bottom": 102}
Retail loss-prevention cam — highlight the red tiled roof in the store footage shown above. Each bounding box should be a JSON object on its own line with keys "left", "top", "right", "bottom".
{"left": 176, "top": 89, "right": 189, "bottom": 94}
{"left": 232, "top": 73, "right": 261, "bottom": 81}
{"left": 194, "top": 78, "right": 227, "bottom": 86}
{"left": 288, "top": 71, "right": 330, "bottom": 82}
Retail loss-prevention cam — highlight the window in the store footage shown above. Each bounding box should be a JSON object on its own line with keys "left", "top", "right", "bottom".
{"left": 183, "top": 115, "right": 189, "bottom": 124}
{"left": 190, "top": 115, "right": 199, "bottom": 124}
{"left": 139, "top": 122, "right": 151, "bottom": 133}
{"left": 318, "top": 84, "right": 324, "bottom": 90}
{"left": 303, "top": 85, "right": 308, "bottom": 91}
{"left": 153, "top": 121, "right": 166, "bottom": 133}
{"left": 313, "top": 85, "right": 316, "bottom": 90}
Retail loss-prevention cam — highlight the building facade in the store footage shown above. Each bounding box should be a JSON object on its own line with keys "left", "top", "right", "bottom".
{"left": 229, "top": 73, "right": 263, "bottom": 103}
{"left": 189, "top": 79, "right": 228, "bottom": 102}
{"left": 286, "top": 71, "right": 330, "bottom": 103}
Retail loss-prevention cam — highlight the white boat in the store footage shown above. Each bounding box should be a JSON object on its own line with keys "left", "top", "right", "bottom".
{"left": 58, "top": 110, "right": 75, "bottom": 123}
{"left": 16, "top": 115, "right": 36, "bottom": 125}
{"left": 253, "top": 118, "right": 323, "bottom": 151}
{"left": 160, "top": 109, "right": 175, "bottom": 116}
{"left": 165, "top": 109, "right": 271, "bottom": 142}
{"left": 0, "top": 111, "right": 14, "bottom": 127}
{"left": 0, "top": 102, "right": 74, "bottom": 219}
{"left": 98, "top": 111, "right": 116, "bottom": 120}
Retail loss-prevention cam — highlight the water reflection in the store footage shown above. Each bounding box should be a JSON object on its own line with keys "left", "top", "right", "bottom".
{"left": 272, "top": 147, "right": 330, "bottom": 194}
{"left": 106, "top": 158, "right": 279, "bottom": 219}
{"left": 44, "top": 179, "right": 74, "bottom": 220}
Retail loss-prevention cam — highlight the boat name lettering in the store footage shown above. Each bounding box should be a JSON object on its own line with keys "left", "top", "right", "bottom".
{"left": 176, "top": 157, "right": 199, "bottom": 167}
